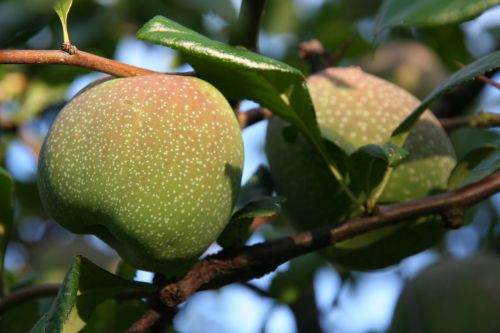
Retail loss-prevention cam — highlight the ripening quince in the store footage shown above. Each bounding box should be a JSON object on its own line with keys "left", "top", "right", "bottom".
{"left": 389, "top": 253, "right": 500, "bottom": 333}
{"left": 265, "top": 67, "right": 456, "bottom": 269}
{"left": 38, "top": 74, "right": 244, "bottom": 272}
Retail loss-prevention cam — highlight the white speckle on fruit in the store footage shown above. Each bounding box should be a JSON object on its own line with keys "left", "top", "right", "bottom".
{"left": 38, "top": 74, "right": 244, "bottom": 271}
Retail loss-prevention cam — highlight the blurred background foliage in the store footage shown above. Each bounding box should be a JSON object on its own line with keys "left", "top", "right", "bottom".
{"left": 1, "top": 0, "right": 500, "bottom": 332}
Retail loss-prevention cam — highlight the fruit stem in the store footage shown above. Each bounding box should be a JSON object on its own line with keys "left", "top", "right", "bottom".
{"left": 367, "top": 167, "right": 394, "bottom": 212}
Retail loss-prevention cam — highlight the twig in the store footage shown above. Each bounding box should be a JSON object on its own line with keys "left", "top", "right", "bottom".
{"left": 237, "top": 106, "right": 273, "bottom": 128}
{"left": 126, "top": 308, "right": 162, "bottom": 333}
{"left": 229, "top": 0, "right": 267, "bottom": 51}
{"left": 0, "top": 49, "right": 157, "bottom": 77}
{"left": 297, "top": 37, "right": 354, "bottom": 73}
{"left": 0, "top": 284, "right": 60, "bottom": 314}
{"left": 439, "top": 112, "right": 500, "bottom": 132}
{"left": 157, "top": 171, "right": 500, "bottom": 308}
{"left": 0, "top": 283, "right": 153, "bottom": 315}
{"left": 125, "top": 299, "right": 177, "bottom": 333}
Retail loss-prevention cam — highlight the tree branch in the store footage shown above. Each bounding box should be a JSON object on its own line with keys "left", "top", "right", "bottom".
{"left": 0, "top": 284, "right": 60, "bottom": 314}
{"left": 237, "top": 106, "right": 273, "bottom": 128}
{"left": 158, "top": 171, "right": 500, "bottom": 308}
{"left": 439, "top": 112, "right": 500, "bottom": 132}
{"left": 229, "top": 0, "right": 267, "bottom": 51}
{"left": 0, "top": 49, "right": 157, "bottom": 77}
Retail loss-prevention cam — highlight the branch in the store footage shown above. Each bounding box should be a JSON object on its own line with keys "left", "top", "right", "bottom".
{"left": 125, "top": 308, "right": 162, "bottom": 333}
{"left": 0, "top": 49, "right": 157, "bottom": 77}
{"left": 439, "top": 112, "right": 500, "bottom": 132}
{"left": 0, "top": 282, "right": 153, "bottom": 315}
{"left": 229, "top": 0, "right": 267, "bottom": 51}
{"left": 158, "top": 171, "right": 500, "bottom": 308}
{"left": 0, "top": 284, "right": 60, "bottom": 314}
{"left": 237, "top": 106, "right": 273, "bottom": 128}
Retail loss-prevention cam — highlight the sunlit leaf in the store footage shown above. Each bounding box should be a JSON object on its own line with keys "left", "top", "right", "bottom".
{"left": 137, "top": 16, "right": 349, "bottom": 195}
{"left": 53, "top": 0, "right": 73, "bottom": 44}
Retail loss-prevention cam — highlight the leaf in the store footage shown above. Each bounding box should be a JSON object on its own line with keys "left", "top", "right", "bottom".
{"left": 218, "top": 196, "right": 284, "bottom": 249}
{"left": 53, "top": 0, "right": 73, "bottom": 44}
{"left": 0, "top": 168, "right": 14, "bottom": 285}
{"left": 30, "top": 256, "right": 155, "bottom": 333}
{"left": 348, "top": 144, "right": 408, "bottom": 200}
{"left": 136, "top": 16, "right": 348, "bottom": 186}
{"left": 235, "top": 166, "right": 274, "bottom": 211}
{"left": 449, "top": 127, "right": 500, "bottom": 160}
{"left": 81, "top": 299, "right": 148, "bottom": 333}
{"left": 376, "top": 0, "right": 500, "bottom": 33}
{"left": 448, "top": 145, "right": 498, "bottom": 190}
{"left": 456, "top": 148, "right": 500, "bottom": 188}
{"left": 391, "top": 50, "right": 500, "bottom": 148}
{"left": 137, "top": 16, "right": 313, "bottom": 133}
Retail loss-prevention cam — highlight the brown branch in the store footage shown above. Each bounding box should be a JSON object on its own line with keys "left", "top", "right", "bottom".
{"left": 0, "top": 283, "right": 60, "bottom": 314}
{"left": 439, "top": 112, "right": 500, "bottom": 132}
{"left": 126, "top": 299, "right": 177, "bottom": 333}
{"left": 157, "top": 171, "right": 500, "bottom": 308}
{"left": 238, "top": 106, "right": 273, "bottom": 128}
{"left": 0, "top": 49, "right": 157, "bottom": 77}
{"left": 126, "top": 308, "right": 163, "bottom": 333}
{"left": 0, "top": 283, "right": 153, "bottom": 315}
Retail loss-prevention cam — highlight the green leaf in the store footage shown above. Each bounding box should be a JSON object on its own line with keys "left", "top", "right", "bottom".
{"left": 450, "top": 127, "right": 500, "bottom": 160}
{"left": 53, "top": 0, "right": 73, "bottom": 44}
{"left": 391, "top": 50, "right": 500, "bottom": 148}
{"left": 30, "top": 256, "right": 155, "bottom": 333}
{"left": 218, "top": 196, "right": 284, "bottom": 249}
{"left": 456, "top": 148, "right": 500, "bottom": 188}
{"left": 348, "top": 144, "right": 407, "bottom": 200}
{"left": 137, "top": 16, "right": 313, "bottom": 133}
{"left": 376, "top": 0, "right": 500, "bottom": 33}
{"left": 0, "top": 168, "right": 14, "bottom": 286}
{"left": 136, "top": 16, "right": 350, "bottom": 196}
{"left": 448, "top": 145, "right": 498, "bottom": 190}
{"left": 82, "top": 299, "right": 148, "bottom": 333}
{"left": 235, "top": 166, "right": 274, "bottom": 211}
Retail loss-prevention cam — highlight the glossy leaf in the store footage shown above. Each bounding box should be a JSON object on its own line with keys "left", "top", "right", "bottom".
{"left": 448, "top": 145, "right": 498, "bottom": 190}
{"left": 391, "top": 50, "right": 500, "bottom": 147}
{"left": 53, "top": 0, "right": 73, "bottom": 44}
{"left": 30, "top": 256, "right": 155, "bottom": 333}
{"left": 137, "top": 16, "right": 313, "bottom": 132}
{"left": 0, "top": 168, "right": 14, "bottom": 284}
{"left": 218, "top": 196, "right": 283, "bottom": 249}
{"left": 376, "top": 0, "right": 500, "bottom": 33}
{"left": 348, "top": 144, "right": 407, "bottom": 200}
{"left": 136, "top": 16, "right": 348, "bottom": 184}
